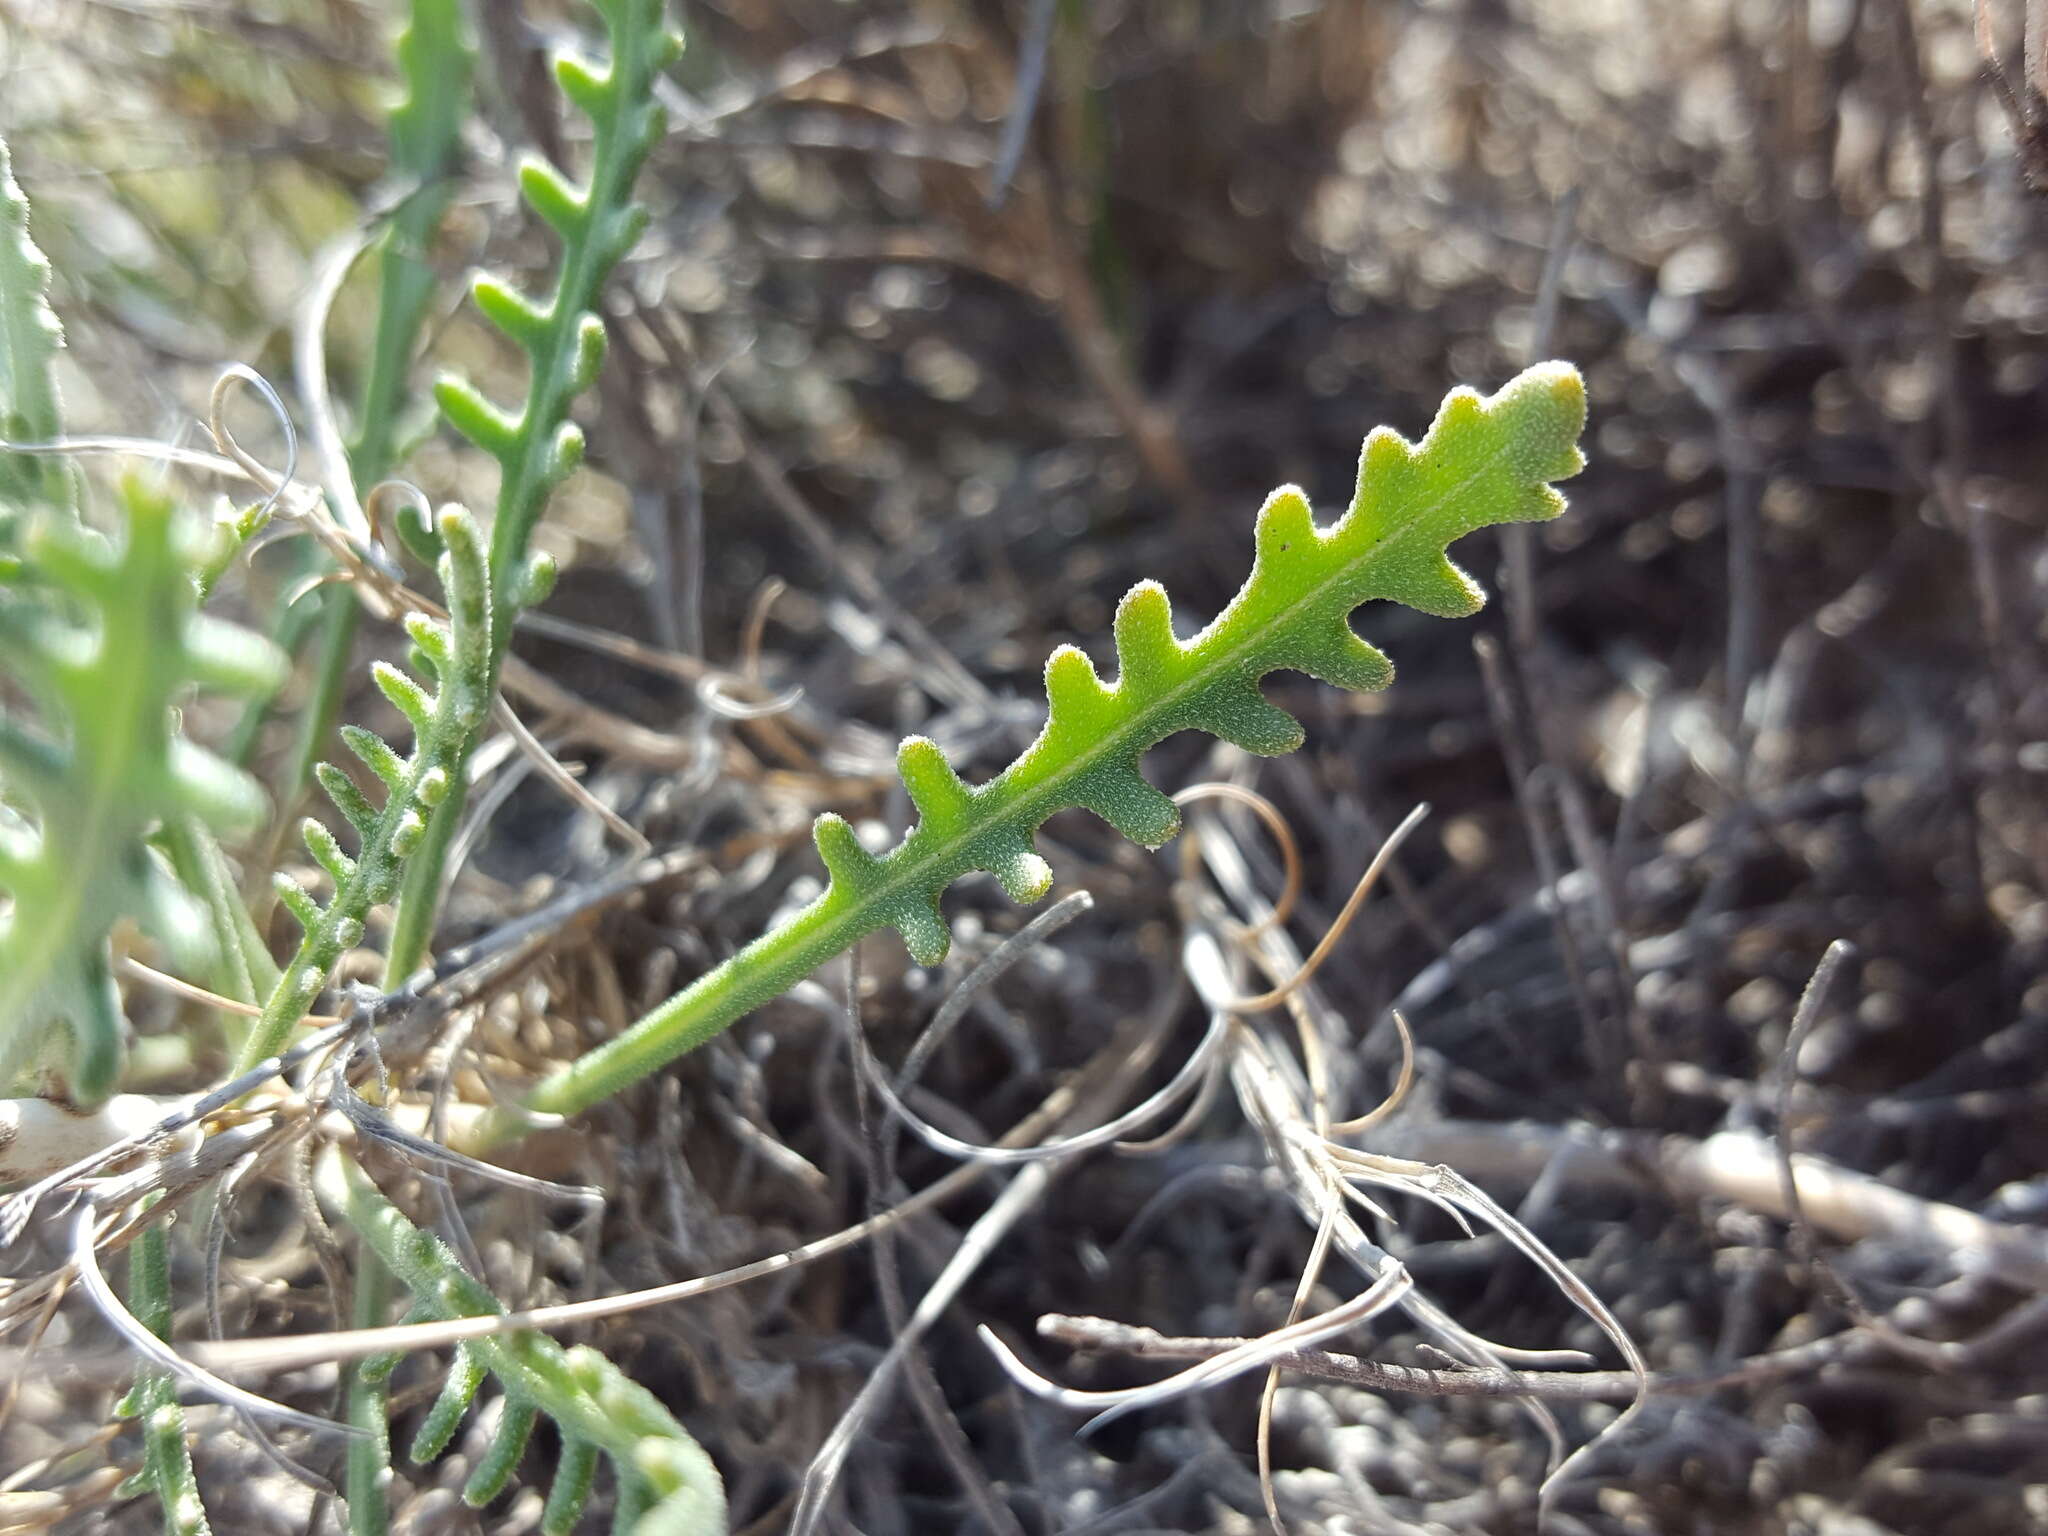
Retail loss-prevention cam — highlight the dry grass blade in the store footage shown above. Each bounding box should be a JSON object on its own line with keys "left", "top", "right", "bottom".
{"left": 323, "top": 1065, "right": 602, "bottom": 1207}
{"left": 67, "top": 1203, "right": 356, "bottom": 1440}
{"left": 204, "top": 364, "right": 299, "bottom": 530}
{"left": 183, "top": 990, "right": 1189, "bottom": 1377}
{"left": 983, "top": 1261, "right": 1416, "bottom": 1434}
{"left": 854, "top": 1007, "right": 1228, "bottom": 1166}
{"left": 1196, "top": 801, "right": 1429, "bottom": 1016}
{"left": 0, "top": 1020, "right": 355, "bottom": 1238}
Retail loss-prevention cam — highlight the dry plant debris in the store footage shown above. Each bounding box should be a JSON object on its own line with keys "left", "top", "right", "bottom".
{"left": 1, "top": 1, "right": 2047, "bottom": 1534}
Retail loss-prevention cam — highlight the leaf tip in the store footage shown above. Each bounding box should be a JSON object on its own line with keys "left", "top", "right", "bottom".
{"left": 813, "top": 813, "right": 879, "bottom": 893}
{"left": 1492, "top": 359, "right": 1588, "bottom": 487}
{"left": 893, "top": 898, "right": 952, "bottom": 967}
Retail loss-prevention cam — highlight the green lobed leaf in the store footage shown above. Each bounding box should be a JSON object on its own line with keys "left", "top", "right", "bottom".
{"left": 516, "top": 362, "right": 1588, "bottom": 1124}
{"left": 0, "top": 478, "right": 286, "bottom": 1104}
{"left": 827, "top": 361, "right": 1585, "bottom": 959}
{"left": 0, "top": 136, "right": 68, "bottom": 510}
{"left": 385, "top": 0, "right": 678, "bottom": 984}
{"left": 433, "top": 0, "right": 678, "bottom": 633}
{"left": 323, "top": 1154, "right": 726, "bottom": 1536}
{"left": 225, "top": 0, "right": 476, "bottom": 930}
{"left": 385, "top": 0, "right": 471, "bottom": 183}
{"left": 352, "top": 0, "right": 474, "bottom": 483}
{"left": 232, "top": 506, "right": 494, "bottom": 1075}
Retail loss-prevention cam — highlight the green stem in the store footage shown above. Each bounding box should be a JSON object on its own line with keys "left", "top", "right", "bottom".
{"left": 160, "top": 816, "right": 277, "bottom": 1055}
{"left": 381, "top": 770, "right": 463, "bottom": 983}
{"left": 505, "top": 888, "right": 876, "bottom": 1136}
{"left": 232, "top": 510, "right": 492, "bottom": 1077}
{"left": 126, "top": 1222, "right": 212, "bottom": 1536}
{"left": 223, "top": 588, "right": 327, "bottom": 769}
{"left": 223, "top": 0, "right": 471, "bottom": 985}
{"left": 345, "top": 1254, "right": 396, "bottom": 1536}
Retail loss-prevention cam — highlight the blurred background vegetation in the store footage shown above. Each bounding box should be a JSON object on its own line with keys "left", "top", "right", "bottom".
{"left": 4, "top": 0, "right": 2048, "bottom": 1531}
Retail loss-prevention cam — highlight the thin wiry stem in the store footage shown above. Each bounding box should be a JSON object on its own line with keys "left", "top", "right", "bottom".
{"left": 74, "top": 1204, "right": 357, "bottom": 1440}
